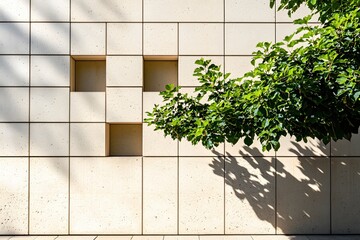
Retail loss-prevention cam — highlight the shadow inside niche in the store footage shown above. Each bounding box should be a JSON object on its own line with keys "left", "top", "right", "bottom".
{"left": 210, "top": 144, "right": 330, "bottom": 234}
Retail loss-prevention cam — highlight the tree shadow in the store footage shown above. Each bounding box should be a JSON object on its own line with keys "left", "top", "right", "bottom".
{"left": 210, "top": 142, "right": 331, "bottom": 234}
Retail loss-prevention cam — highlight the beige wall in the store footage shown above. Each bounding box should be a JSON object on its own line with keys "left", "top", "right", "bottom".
{"left": 0, "top": 0, "right": 359, "bottom": 235}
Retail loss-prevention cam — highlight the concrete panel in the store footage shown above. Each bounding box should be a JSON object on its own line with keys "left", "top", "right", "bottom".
{"left": 30, "top": 88, "right": 69, "bottom": 122}
{"left": 225, "top": 157, "right": 275, "bottom": 234}
{"left": 201, "top": 237, "right": 253, "bottom": 240}
{"left": 106, "top": 88, "right": 142, "bottom": 122}
{"left": 70, "top": 157, "right": 142, "bottom": 234}
{"left": 106, "top": 56, "right": 143, "bottom": 87}
{"left": 31, "top": 56, "right": 70, "bottom": 87}
{"left": 0, "top": 23, "right": 29, "bottom": 54}
{"left": 144, "top": 0, "right": 223, "bottom": 22}
{"left": 107, "top": 23, "right": 142, "bottom": 55}
{"left": 179, "top": 56, "right": 223, "bottom": 87}
{"left": 225, "top": 0, "right": 275, "bottom": 22}
{"left": 143, "top": 124, "right": 178, "bottom": 157}
{"left": 164, "top": 237, "right": 199, "bottom": 240}
{"left": 31, "top": 23, "right": 70, "bottom": 54}
{"left": 96, "top": 237, "right": 132, "bottom": 240}
{"left": 179, "top": 157, "right": 224, "bottom": 234}
{"left": 57, "top": 237, "right": 96, "bottom": 240}
{"left": 30, "top": 123, "right": 69, "bottom": 156}
{"left": 70, "top": 92, "right": 105, "bottom": 122}
{"left": 224, "top": 56, "right": 253, "bottom": 79}
{"left": 276, "top": 157, "right": 330, "bottom": 234}
{"left": 71, "top": 0, "right": 142, "bottom": 22}
{"left": 179, "top": 23, "right": 224, "bottom": 55}
{"left": 331, "top": 157, "right": 360, "bottom": 233}
{"left": 0, "top": 123, "right": 28, "bottom": 156}
{"left": 179, "top": 139, "right": 223, "bottom": 157}
{"left": 0, "top": 88, "right": 29, "bottom": 122}
{"left": 109, "top": 124, "right": 142, "bottom": 156}
{"left": 70, "top": 123, "right": 105, "bottom": 156}
{"left": 332, "top": 131, "right": 360, "bottom": 156}
{"left": 31, "top": 0, "right": 70, "bottom": 21}
{"left": 225, "top": 139, "right": 275, "bottom": 157}
{"left": 144, "top": 23, "right": 178, "bottom": 55}
{"left": 143, "top": 157, "right": 177, "bottom": 234}
{"left": 144, "top": 60, "right": 178, "bottom": 91}
{"left": 73, "top": 60, "right": 106, "bottom": 92}
{"left": 0, "top": 56, "right": 29, "bottom": 86}
{"left": 71, "top": 23, "right": 105, "bottom": 55}
{"left": 225, "top": 23, "right": 275, "bottom": 55}
{"left": 277, "top": 135, "right": 330, "bottom": 157}
{"left": 0, "top": 157, "right": 28, "bottom": 234}
{"left": 0, "top": 0, "right": 29, "bottom": 21}
{"left": 30, "top": 157, "right": 68, "bottom": 234}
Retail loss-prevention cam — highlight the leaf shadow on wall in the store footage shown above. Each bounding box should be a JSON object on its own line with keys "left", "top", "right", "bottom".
{"left": 210, "top": 142, "right": 331, "bottom": 235}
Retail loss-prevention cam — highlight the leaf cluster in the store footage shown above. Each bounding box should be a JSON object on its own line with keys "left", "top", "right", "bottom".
{"left": 145, "top": 1, "right": 360, "bottom": 151}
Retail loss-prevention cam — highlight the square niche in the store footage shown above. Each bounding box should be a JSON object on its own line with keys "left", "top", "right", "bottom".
{"left": 107, "top": 124, "right": 142, "bottom": 156}
{"left": 71, "top": 56, "right": 106, "bottom": 92}
{"left": 143, "top": 56, "right": 178, "bottom": 92}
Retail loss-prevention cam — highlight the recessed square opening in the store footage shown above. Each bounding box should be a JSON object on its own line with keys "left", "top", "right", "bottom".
{"left": 144, "top": 56, "right": 178, "bottom": 92}
{"left": 71, "top": 56, "right": 106, "bottom": 92}
{"left": 107, "top": 124, "right": 142, "bottom": 156}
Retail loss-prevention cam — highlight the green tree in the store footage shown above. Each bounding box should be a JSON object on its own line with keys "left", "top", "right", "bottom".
{"left": 145, "top": 0, "right": 360, "bottom": 151}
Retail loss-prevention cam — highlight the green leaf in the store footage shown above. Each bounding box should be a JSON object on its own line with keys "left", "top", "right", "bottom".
{"left": 244, "top": 137, "right": 253, "bottom": 146}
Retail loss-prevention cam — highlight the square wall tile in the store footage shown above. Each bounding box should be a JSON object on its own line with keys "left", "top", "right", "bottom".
{"left": 31, "top": 0, "right": 70, "bottom": 21}
{"left": 70, "top": 92, "right": 105, "bottom": 122}
{"left": 225, "top": 23, "right": 275, "bottom": 55}
{"left": 276, "top": 157, "right": 330, "bottom": 234}
{"left": 70, "top": 123, "right": 105, "bottom": 156}
{"left": 31, "top": 23, "right": 70, "bottom": 54}
{"left": 179, "top": 56, "right": 223, "bottom": 87}
{"left": 225, "top": 157, "right": 275, "bottom": 234}
{"left": 225, "top": 0, "right": 275, "bottom": 22}
{"left": 0, "top": 0, "right": 29, "bottom": 21}
{"left": 179, "top": 139, "right": 223, "bottom": 157}
{"left": 30, "top": 88, "right": 69, "bottom": 122}
{"left": 107, "top": 23, "right": 142, "bottom": 55}
{"left": 106, "top": 88, "right": 142, "bottom": 122}
{"left": 179, "top": 23, "right": 223, "bottom": 55}
{"left": 31, "top": 56, "right": 70, "bottom": 87}
{"left": 143, "top": 91, "right": 163, "bottom": 117}
{"left": 179, "top": 157, "right": 224, "bottom": 234}
{"left": 144, "top": 60, "right": 178, "bottom": 91}
{"left": 71, "top": 23, "right": 105, "bottom": 55}
{"left": 108, "top": 124, "right": 142, "bottom": 156}
{"left": 277, "top": 135, "right": 330, "bottom": 157}
{"left": 0, "top": 123, "right": 28, "bottom": 156}
{"left": 143, "top": 124, "right": 178, "bottom": 157}
{"left": 224, "top": 56, "right": 253, "bottom": 79}
{"left": 225, "top": 139, "right": 275, "bottom": 157}
{"left": 30, "top": 123, "right": 69, "bottom": 156}
{"left": 144, "top": 0, "right": 223, "bottom": 22}
{"left": 0, "top": 157, "right": 28, "bottom": 234}
{"left": 106, "top": 56, "right": 143, "bottom": 87}
{"left": 0, "top": 23, "right": 29, "bottom": 54}
{"left": 72, "top": 59, "right": 106, "bottom": 92}
{"left": 70, "top": 157, "right": 142, "bottom": 234}
{"left": 0, "top": 56, "right": 29, "bottom": 86}
{"left": 0, "top": 88, "right": 29, "bottom": 122}
{"left": 143, "top": 157, "right": 177, "bottom": 234}
{"left": 144, "top": 23, "right": 178, "bottom": 55}
{"left": 30, "top": 157, "right": 68, "bottom": 234}
{"left": 71, "top": 0, "right": 142, "bottom": 22}
{"left": 332, "top": 130, "right": 360, "bottom": 156}
{"left": 331, "top": 157, "right": 360, "bottom": 233}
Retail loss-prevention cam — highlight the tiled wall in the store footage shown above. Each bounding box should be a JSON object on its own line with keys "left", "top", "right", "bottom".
{"left": 0, "top": 0, "right": 359, "bottom": 235}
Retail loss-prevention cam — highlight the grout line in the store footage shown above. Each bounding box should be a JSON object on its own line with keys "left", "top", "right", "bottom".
{"left": 68, "top": 0, "right": 72, "bottom": 234}
{"left": 329, "top": 140, "right": 332, "bottom": 234}
{"left": 28, "top": 0, "right": 32, "bottom": 234}
{"left": 223, "top": 0, "right": 226, "bottom": 233}
{"left": 141, "top": 0, "right": 144, "bottom": 235}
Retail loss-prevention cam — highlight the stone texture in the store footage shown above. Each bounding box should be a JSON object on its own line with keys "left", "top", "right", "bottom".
{"left": 276, "top": 157, "right": 330, "bottom": 234}
{"left": 71, "top": 23, "right": 105, "bottom": 55}
{"left": 143, "top": 123, "right": 178, "bottom": 157}
{"left": 0, "top": 123, "right": 28, "bottom": 156}
{"left": 0, "top": 0, "right": 29, "bottom": 21}
{"left": 107, "top": 23, "right": 142, "bottom": 55}
{"left": 179, "top": 157, "right": 224, "bottom": 234}
{"left": 70, "top": 123, "right": 106, "bottom": 156}
{"left": 143, "top": 157, "right": 177, "bottom": 234}
{"left": 0, "top": 88, "right": 29, "bottom": 122}
{"left": 70, "top": 157, "right": 142, "bottom": 234}
{"left": 0, "top": 56, "right": 29, "bottom": 86}
{"left": 225, "top": 139, "right": 275, "bottom": 157}
{"left": 106, "top": 56, "right": 143, "bottom": 87}
{"left": 277, "top": 135, "right": 330, "bottom": 157}
{"left": 225, "top": 157, "right": 275, "bottom": 234}
{"left": 144, "top": 23, "right": 178, "bottom": 55}
{"left": 0, "top": 23, "right": 29, "bottom": 54}
{"left": 31, "top": 0, "right": 70, "bottom": 21}
{"left": 225, "top": 0, "right": 275, "bottom": 22}
{"left": 70, "top": 92, "right": 105, "bottom": 122}
{"left": 30, "top": 157, "right": 68, "bottom": 234}
{"left": 332, "top": 131, "right": 360, "bottom": 156}
{"left": 0, "top": 157, "right": 28, "bottom": 234}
